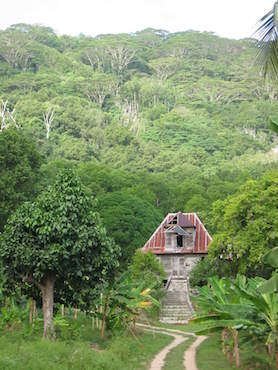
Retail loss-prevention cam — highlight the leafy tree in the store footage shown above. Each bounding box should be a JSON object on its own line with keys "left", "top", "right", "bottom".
{"left": 0, "top": 128, "right": 41, "bottom": 230}
{"left": 0, "top": 30, "right": 34, "bottom": 70}
{"left": 97, "top": 191, "right": 163, "bottom": 265}
{"left": 189, "top": 258, "right": 234, "bottom": 287}
{"left": 0, "top": 170, "right": 120, "bottom": 338}
{"left": 149, "top": 56, "right": 179, "bottom": 81}
{"left": 208, "top": 171, "right": 278, "bottom": 277}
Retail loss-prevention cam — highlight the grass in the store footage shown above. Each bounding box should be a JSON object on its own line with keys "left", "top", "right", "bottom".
{"left": 196, "top": 334, "right": 236, "bottom": 370}
{"left": 143, "top": 318, "right": 275, "bottom": 370}
{"left": 196, "top": 333, "right": 275, "bottom": 370}
{"left": 2, "top": 313, "right": 274, "bottom": 370}
{"left": 0, "top": 316, "right": 172, "bottom": 370}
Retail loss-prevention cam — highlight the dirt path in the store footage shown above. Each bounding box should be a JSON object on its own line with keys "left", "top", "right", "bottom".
{"left": 137, "top": 323, "right": 207, "bottom": 370}
{"left": 183, "top": 335, "right": 207, "bottom": 370}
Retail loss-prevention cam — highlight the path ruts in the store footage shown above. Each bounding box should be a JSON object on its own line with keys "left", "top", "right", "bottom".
{"left": 136, "top": 323, "right": 207, "bottom": 370}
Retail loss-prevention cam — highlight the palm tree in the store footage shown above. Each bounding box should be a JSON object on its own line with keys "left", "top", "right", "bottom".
{"left": 255, "top": 1, "right": 278, "bottom": 79}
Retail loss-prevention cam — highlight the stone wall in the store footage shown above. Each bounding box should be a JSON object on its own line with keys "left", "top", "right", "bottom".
{"left": 157, "top": 254, "right": 201, "bottom": 278}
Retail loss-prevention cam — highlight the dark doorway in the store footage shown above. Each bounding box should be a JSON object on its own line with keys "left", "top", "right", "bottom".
{"left": 177, "top": 235, "right": 183, "bottom": 247}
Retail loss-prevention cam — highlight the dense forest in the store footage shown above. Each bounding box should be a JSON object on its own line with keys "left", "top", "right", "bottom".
{"left": 1, "top": 23, "right": 278, "bottom": 266}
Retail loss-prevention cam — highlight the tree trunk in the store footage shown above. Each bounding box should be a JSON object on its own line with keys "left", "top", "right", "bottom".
{"left": 41, "top": 274, "right": 55, "bottom": 340}
{"left": 29, "top": 298, "right": 34, "bottom": 325}
{"left": 33, "top": 301, "right": 37, "bottom": 318}
{"left": 101, "top": 312, "right": 106, "bottom": 339}
{"left": 101, "top": 294, "right": 108, "bottom": 339}
{"left": 221, "top": 328, "right": 229, "bottom": 354}
{"left": 232, "top": 329, "right": 240, "bottom": 368}
{"left": 275, "top": 339, "right": 278, "bottom": 369}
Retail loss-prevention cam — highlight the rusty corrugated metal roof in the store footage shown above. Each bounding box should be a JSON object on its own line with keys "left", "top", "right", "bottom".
{"left": 141, "top": 211, "right": 212, "bottom": 254}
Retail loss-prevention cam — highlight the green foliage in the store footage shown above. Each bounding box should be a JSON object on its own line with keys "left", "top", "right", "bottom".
{"left": 193, "top": 275, "right": 278, "bottom": 368}
{"left": 0, "top": 298, "right": 28, "bottom": 331}
{"left": 189, "top": 258, "right": 233, "bottom": 287}
{"left": 129, "top": 250, "right": 166, "bottom": 292}
{"left": 0, "top": 314, "right": 171, "bottom": 370}
{"left": 208, "top": 171, "right": 278, "bottom": 277}
{"left": 0, "top": 25, "right": 276, "bottom": 233}
{"left": 0, "top": 169, "right": 120, "bottom": 303}
{"left": 255, "top": 1, "right": 278, "bottom": 79}
{"left": 1, "top": 24, "right": 278, "bottom": 278}
{"left": 0, "top": 169, "right": 120, "bottom": 337}
{"left": 0, "top": 128, "right": 41, "bottom": 230}
{"left": 95, "top": 271, "right": 159, "bottom": 336}
{"left": 98, "top": 192, "right": 163, "bottom": 264}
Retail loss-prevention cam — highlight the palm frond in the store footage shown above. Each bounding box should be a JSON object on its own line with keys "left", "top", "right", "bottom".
{"left": 254, "top": 1, "right": 278, "bottom": 79}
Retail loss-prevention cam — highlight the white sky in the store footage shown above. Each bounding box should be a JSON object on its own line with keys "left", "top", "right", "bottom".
{"left": 0, "top": 0, "right": 275, "bottom": 39}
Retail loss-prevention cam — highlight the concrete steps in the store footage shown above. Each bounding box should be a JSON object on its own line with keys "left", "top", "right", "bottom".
{"left": 159, "top": 279, "right": 193, "bottom": 324}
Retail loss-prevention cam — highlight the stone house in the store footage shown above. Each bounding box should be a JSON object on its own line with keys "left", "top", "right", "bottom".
{"left": 141, "top": 211, "right": 212, "bottom": 323}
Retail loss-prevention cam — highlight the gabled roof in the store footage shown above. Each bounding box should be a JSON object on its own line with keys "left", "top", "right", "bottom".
{"left": 142, "top": 211, "right": 212, "bottom": 254}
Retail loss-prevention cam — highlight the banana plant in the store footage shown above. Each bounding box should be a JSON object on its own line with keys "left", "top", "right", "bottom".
{"left": 94, "top": 272, "right": 159, "bottom": 338}
{"left": 259, "top": 246, "right": 278, "bottom": 294}
{"left": 234, "top": 276, "right": 278, "bottom": 367}
{"left": 194, "top": 275, "right": 278, "bottom": 368}
{"left": 192, "top": 277, "right": 254, "bottom": 367}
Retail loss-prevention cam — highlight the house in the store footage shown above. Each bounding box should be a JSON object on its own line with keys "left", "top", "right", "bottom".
{"left": 141, "top": 211, "right": 212, "bottom": 323}
{"left": 142, "top": 211, "right": 212, "bottom": 278}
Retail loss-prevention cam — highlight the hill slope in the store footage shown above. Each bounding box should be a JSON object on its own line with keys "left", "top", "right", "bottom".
{"left": 1, "top": 24, "right": 278, "bottom": 258}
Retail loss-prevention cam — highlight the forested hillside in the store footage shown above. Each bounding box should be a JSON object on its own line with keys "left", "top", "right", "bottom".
{"left": 1, "top": 24, "right": 278, "bottom": 262}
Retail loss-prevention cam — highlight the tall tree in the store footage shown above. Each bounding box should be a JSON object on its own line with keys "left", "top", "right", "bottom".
{"left": 0, "top": 170, "right": 120, "bottom": 338}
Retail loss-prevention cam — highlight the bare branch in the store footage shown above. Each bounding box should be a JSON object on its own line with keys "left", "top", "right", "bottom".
{"left": 0, "top": 100, "right": 19, "bottom": 132}
{"left": 43, "top": 108, "right": 55, "bottom": 140}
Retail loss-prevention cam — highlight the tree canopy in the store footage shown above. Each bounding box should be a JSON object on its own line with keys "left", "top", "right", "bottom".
{"left": 0, "top": 128, "right": 41, "bottom": 230}
{"left": 0, "top": 170, "right": 120, "bottom": 337}
{"left": 207, "top": 171, "right": 278, "bottom": 277}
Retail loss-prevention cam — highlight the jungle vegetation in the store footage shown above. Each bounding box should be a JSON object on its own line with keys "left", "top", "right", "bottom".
{"left": 1, "top": 24, "right": 278, "bottom": 263}
{"left": 3, "top": 22, "right": 278, "bottom": 369}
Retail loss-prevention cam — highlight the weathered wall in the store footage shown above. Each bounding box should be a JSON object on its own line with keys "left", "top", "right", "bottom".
{"left": 183, "top": 228, "right": 195, "bottom": 247}
{"left": 157, "top": 254, "right": 201, "bottom": 278}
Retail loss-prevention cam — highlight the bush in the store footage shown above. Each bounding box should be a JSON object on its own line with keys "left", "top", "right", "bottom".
{"left": 129, "top": 250, "right": 166, "bottom": 295}
{"left": 189, "top": 258, "right": 234, "bottom": 287}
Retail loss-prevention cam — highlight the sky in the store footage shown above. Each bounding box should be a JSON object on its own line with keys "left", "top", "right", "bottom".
{"left": 0, "top": 0, "right": 276, "bottom": 39}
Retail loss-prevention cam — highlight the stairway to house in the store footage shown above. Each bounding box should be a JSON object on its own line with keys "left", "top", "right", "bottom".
{"left": 159, "top": 278, "right": 193, "bottom": 324}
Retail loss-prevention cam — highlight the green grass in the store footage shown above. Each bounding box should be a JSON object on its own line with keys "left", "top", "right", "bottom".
{"left": 163, "top": 335, "right": 195, "bottom": 370}
{"left": 196, "top": 333, "right": 275, "bottom": 370}
{"left": 196, "top": 334, "right": 236, "bottom": 370}
{"left": 146, "top": 319, "right": 275, "bottom": 369}
{"left": 0, "top": 317, "right": 172, "bottom": 370}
